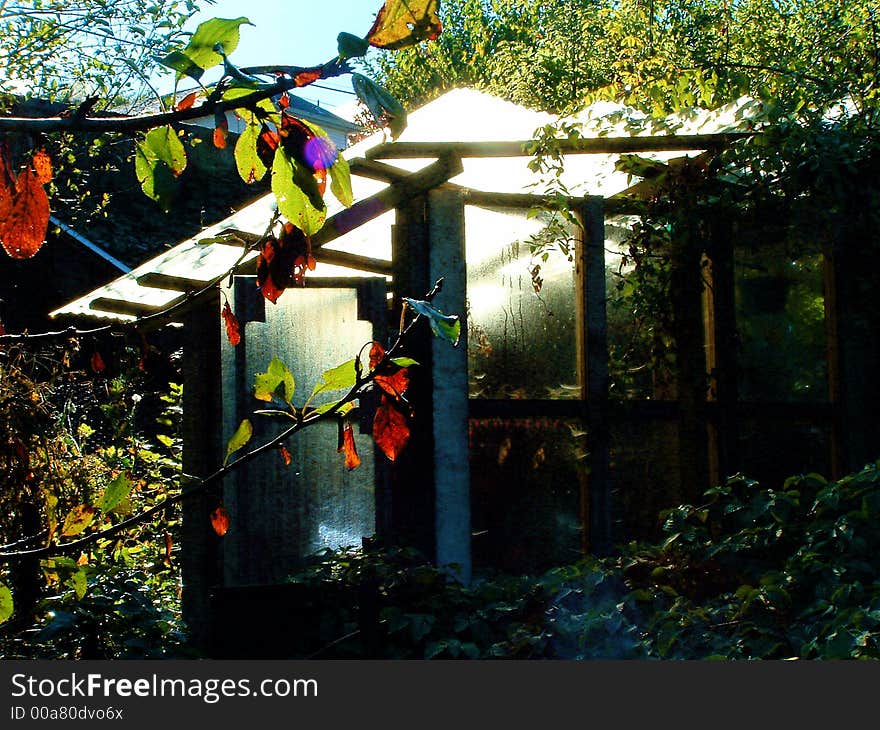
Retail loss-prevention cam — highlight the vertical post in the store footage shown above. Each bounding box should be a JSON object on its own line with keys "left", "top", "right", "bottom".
{"left": 428, "top": 186, "right": 471, "bottom": 583}
{"left": 390, "top": 194, "right": 436, "bottom": 556}
{"left": 704, "top": 219, "right": 739, "bottom": 483}
{"left": 180, "top": 293, "right": 222, "bottom": 652}
{"left": 574, "top": 197, "right": 612, "bottom": 555}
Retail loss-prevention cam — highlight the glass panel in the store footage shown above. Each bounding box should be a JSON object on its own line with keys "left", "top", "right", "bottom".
{"left": 469, "top": 417, "right": 584, "bottom": 574}
{"left": 736, "top": 252, "right": 827, "bottom": 402}
{"left": 465, "top": 205, "right": 578, "bottom": 399}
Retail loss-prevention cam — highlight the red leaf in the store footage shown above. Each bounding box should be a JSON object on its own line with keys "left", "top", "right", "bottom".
{"left": 213, "top": 111, "right": 229, "bottom": 149}
{"left": 210, "top": 505, "right": 230, "bottom": 537}
{"left": 0, "top": 164, "right": 50, "bottom": 260}
{"left": 31, "top": 149, "right": 53, "bottom": 185}
{"left": 369, "top": 341, "right": 410, "bottom": 397}
{"left": 90, "top": 351, "right": 106, "bottom": 374}
{"left": 256, "top": 223, "right": 314, "bottom": 302}
{"left": 221, "top": 301, "right": 241, "bottom": 346}
{"left": 278, "top": 92, "right": 290, "bottom": 109}
{"left": 293, "top": 67, "right": 323, "bottom": 88}
{"left": 373, "top": 395, "right": 410, "bottom": 461}
{"left": 338, "top": 423, "right": 361, "bottom": 471}
{"left": 12, "top": 436, "right": 29, "bottom": 469}
{"left": 176, "top": 91, "right": 198, "bottom": 111}
{"left": 279, "top": 444, "right": 292, "bottom": 467}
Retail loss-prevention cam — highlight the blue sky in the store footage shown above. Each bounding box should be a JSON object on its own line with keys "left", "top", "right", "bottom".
{"left": 180, "top": 0, "right": 385, "bottom": 110}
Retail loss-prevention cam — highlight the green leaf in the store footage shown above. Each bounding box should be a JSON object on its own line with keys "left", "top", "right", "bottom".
{"left": 157, "top": 50, "right": 204, "bottom": 81}
{"left": 271, "top": 148, "right": 326, "bottom": 236}
{"left": 329, "top": 154, "right": 354, "bottom": 207}
{"left": 309, "top": 359, "right": 358, "bottom": 401}
{"left": 135, "top": 125, "right": 187, "bottom": 211}
{"left": 61, "top": 505, "right": 97, "bottom": 537}
{"left": 173, "top": 17, "right": 251, "bottom": 78}
{"left": 97, "top": 472, "right": 133, "bottom": 515}
{"left": 337, "top": 32, "right": 370, "bottom": 60}
{"left": 403, "top": 298, "right": 461, "bottom": 345}
{"left": 225, "top": 419, "right": 253, "bottom": 465}
{"left": 70, "top": 569, "right": 88, "bottom": 600}
{"left": 254, "top": 356, "right": 295, "bottom": 405}
{"left": 0, "top": 582, "right": 12, "bottom": 624}
{"left": 235, "top": 123, "right": 268, "bottom": 184}
{"left": 351, "top": 73, "right": 407, "bottom": 139}
{"left": 391, "top": 357, "right": 420, "bottom": 368}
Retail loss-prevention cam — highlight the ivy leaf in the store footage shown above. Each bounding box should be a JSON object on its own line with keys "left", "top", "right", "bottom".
{"left": 254, "top": 356, "right": 295, "bottom": 406}
{"left": 338, "top": 422, "right": 361, "bottom": 470}
{"left": 210, "top": 505, "right": 231, "bottom": 537}
{"left": 97, "top": 471, "right": 133, "bottom": 514}
{"left": 0, "top": 582, "right": 13, "bottom": 624}
{"left": 164, "top": 17, "right": 252, "bottom": 80}
{"left": 329, "top": 154, "right": 354, "bottom": 207}
{"left": 235, "top": 123, "right": 268, "bottom": 183}
{"left": 135, "top": 125, "right": 187, "bottom": 211}
{"left": 222, "top": 301, "right": 242, "bottom": 346}
{"left": 403, "top": 298, "right": 461, "bottom": 345}
{"left": 271, "top": 147, "right": 326, "bottom": 236}
{"left": 373, "top": 395, "right": 410, "bottom": 461}
{"left": 61, "top": 505, "right": 97, "bottom": 537}
{"left": 367, "top": 0, "right": 442, "bottom": 50}
{"left": 225, "top": 419, "right": 253, "bottom": 465}
{"left": 309, "top": 359, "right": 358, "bottom": 401}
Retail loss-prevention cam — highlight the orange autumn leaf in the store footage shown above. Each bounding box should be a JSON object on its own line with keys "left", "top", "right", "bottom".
{"left": 0, "top": 165, "right": 50, "bottom": 259}
{"left": 373, "top": 395, "right": 410, "bottom": 461}
{"left": 90, "top": 351, "right": 105, "bottom": 374}
{"left": 293, "top": 67, "right": 323, "bottom": 87}
{"left": 163, "top": 531, "right": 173, "bottom": 567}
{"left": 210, "top": 505, "right": 230, "bottom": 537}
{"left": 338, "top": 423, "right": 361, "bottom": 471}
{"left": 279, "top": 444, "right": 292, "bottom": 467}
{"left": 369, "top": 341, "right": 409, "bottom": 397}
{"left": 221, "top": 301, "right": 241, "bottom": 346}
{"left": 213, "top": 125, "right": 227, "bottom": 149}
{"left": 176, "top": 91, "right": 198, "bottom": 111}
{"left": 31, "top": 149, "right": 53, "bottom": 184}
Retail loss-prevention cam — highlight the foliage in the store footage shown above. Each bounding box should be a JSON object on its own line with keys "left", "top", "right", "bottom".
{"left": 0, "top": 0, "right": 197, "bottom": 108}
{"left": 275, "top": 461, "right": 880, "bottom": 660}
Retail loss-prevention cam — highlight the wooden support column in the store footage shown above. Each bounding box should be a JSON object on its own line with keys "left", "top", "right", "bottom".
{"left": 574, "top": 197, "right": 612, "bottom": 555}
{"left": 180, "top": 293, "right": 223, "bottom": 652}
{"left": 389, "top": 195, "right": 435, "bottom": 555}
{"left": 703, "top": 219, "right": 739, "bottom": 483}
{"left": 670, "top": 227, "right": 711, "bottom": 505}
{"left": 428, "top": 187, "right": 471, "bottom": 582}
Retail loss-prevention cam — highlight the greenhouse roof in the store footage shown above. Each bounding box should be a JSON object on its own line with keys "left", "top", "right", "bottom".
{"left": 52, "top": 88, "right": 761, "bottom": 321}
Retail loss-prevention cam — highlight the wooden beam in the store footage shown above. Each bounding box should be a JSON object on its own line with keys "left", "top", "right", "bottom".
{"left": 137, "top": 271, "right": 216, "bottom": 292}
{"left": 366, "top": 133, "right": 754, "bottom": 160}
{"left": 349, "top": 157, "right": 412, "bottom": 183}
{"left": 314, "top": 249, "right": 393, "bottom": 276}
{"left": 89, "top": 296, "right": 180, "bottom": 317}
{"left": 311, "top": 153, "right": 464, "bottom": 251}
